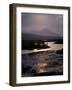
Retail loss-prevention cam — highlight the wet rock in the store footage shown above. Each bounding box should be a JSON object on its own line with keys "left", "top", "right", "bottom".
{"left": 56, "top": 49, "right": 63, "bottom": 54}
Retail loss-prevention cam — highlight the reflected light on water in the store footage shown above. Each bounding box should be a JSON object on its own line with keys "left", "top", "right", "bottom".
{"left": 33, "top": 63, "right": 48, "bottom": 73}
{"left": 37, "top": 63, "right": 47, "bottom": 67}
{"left": 44, "top": 42, "right": 48, "bottom": 45}
{"left": 39, "top": 69, "right": 46, "bottom": 73}
{"left": 34, "top": 49, "right": 37, "bottom": 51}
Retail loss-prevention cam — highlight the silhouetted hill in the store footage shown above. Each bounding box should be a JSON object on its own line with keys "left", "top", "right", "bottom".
{"left": 22, "top": 33, "right": 62, "bottom": 41}
{"left": 27, "top": 28, "right": 60, "bottom": 37}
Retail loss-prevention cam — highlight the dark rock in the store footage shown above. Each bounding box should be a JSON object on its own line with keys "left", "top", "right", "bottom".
{"left": 56, "top": 49, "right": 63, "bottom": 54}
{"left": 55, "top": 39, "right": 63, "bottom": 44}
{"left": 22, "top": 40, "right": 50, "bottom": 50}
{"left": 33, "top": 71, "right": 63, "bottom": 76}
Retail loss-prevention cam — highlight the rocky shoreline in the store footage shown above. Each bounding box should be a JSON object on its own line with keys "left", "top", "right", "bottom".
{"left": 22, "top": 49, "right": 63, "bottom": 77}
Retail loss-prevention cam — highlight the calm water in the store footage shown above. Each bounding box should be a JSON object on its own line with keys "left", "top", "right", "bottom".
{"left": 22, "top": 42, "right": 63, "bottom": 77}
{"left": 22, "top": 42, "right": 63, "bottom": 54}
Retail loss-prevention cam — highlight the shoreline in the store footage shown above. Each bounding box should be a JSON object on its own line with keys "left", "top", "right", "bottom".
{"left": 22, "top": 43, "right": 63, "bottom": 54}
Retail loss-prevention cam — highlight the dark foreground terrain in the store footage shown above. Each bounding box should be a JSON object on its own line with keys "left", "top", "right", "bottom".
{"left": 22, "top": 49, "right": 63, "bottom": 77}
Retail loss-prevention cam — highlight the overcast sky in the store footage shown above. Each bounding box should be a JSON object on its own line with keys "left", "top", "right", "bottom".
{"left": 21, "top": 13, "right": 63, "bottom": 36}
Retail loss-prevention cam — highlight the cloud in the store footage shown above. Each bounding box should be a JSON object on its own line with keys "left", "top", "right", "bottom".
{"left": 22, "top": 13, "right": 63, "bottom": 36}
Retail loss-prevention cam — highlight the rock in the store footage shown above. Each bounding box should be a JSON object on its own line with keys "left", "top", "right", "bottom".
{"left": 56, "top": 49, "right": 63, "bottom": 54}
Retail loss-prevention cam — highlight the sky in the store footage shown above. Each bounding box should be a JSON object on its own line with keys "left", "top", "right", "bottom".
{"left": 21, "top": 13, "right": 63, "bottom": 37}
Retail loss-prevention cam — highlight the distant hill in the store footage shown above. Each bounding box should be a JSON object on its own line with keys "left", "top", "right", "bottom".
{"left": 25, "top": 29, "right": 59, "bottom": 37}
{"left": 22, "top": 28, "right": 63, "bottom": 40}
{"left": 22, "top": 33, "right": 62, "bottom": 41}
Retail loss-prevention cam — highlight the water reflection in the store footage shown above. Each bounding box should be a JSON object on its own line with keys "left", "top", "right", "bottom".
{"left": 22, "top": 42, "right": 63, "bottom": 54}
{"left": 22, "top": 42, "right": 63, "bottom": 77}
{"left": 33, "top": 63, "right": 48, "bottom": 73}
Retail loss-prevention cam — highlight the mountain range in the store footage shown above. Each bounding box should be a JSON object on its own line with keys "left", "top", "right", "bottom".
{"left": 22, "top": 29, "right": 63, "bottom": 40}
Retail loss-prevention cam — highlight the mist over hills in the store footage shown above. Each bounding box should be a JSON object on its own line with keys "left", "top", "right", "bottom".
{"left": 22, "top": 29, "right": 63, "bottom": 40}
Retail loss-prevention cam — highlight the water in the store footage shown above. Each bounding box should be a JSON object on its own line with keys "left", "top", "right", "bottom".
{"left": 22, "top": 42, "right": 63, "bottom": 54}
{"left": 22, "top": 42, "right": 63, "bottom": 77}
